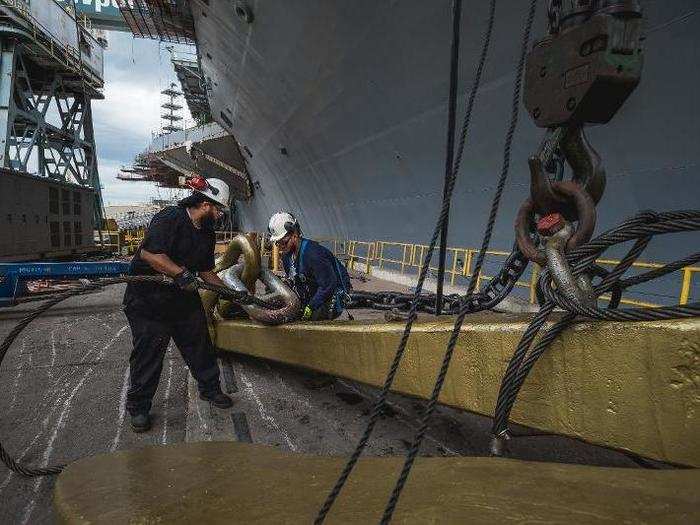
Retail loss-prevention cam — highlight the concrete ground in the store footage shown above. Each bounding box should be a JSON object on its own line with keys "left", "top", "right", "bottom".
{"left": 0, "top": 280, "right": 663, "bottom": 524}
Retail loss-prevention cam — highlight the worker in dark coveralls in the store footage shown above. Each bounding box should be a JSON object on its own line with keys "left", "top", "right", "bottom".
{"left": 123, "top": 177, "right": 233, "bottom": 433}
{"left": 268, "top": 212, "right": 352, "bottom": 321}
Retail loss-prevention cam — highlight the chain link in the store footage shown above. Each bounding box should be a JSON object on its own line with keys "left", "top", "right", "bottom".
{"left": 348, "top": 247, "right": 529, "bottom": 316}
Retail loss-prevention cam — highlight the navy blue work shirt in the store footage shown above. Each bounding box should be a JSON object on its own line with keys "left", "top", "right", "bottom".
{"left": 281, "top": 239, "right": 351, "bottom": 311}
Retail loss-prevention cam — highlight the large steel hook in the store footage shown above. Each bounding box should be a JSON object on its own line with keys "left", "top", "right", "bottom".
{"left": 528, "top": 125, "right": 605, "bottom": 218}
{"left": 561, "top": 125, "right": 606, "bottom": 205}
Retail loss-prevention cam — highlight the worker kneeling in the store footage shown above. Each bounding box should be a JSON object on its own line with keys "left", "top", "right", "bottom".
{"left": 123, "top": 177, "right": 234, "bottom": 433}
{"left": 269, "top": 212, "right": 351, "bottom": 321}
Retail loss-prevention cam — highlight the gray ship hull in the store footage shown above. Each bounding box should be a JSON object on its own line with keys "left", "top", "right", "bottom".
{"left": 192, "top": 1, "right": 698, "bottom": 297}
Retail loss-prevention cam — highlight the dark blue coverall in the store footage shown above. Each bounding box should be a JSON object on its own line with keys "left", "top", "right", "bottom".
{"left": 282, "top": 238, "right": 352, "bottom": 321}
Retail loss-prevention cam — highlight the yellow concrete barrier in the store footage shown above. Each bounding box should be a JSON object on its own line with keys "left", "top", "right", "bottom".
{"left": 54, "top": 441, "right": 699, "bottom": 523}
{"left": 214, "top": 313, "right": 700, "bottom": 466}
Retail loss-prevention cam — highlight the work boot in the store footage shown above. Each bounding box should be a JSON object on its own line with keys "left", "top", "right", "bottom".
{"left": 130, "top": 413, "right": 151, "bottom": 433}
{"left": 200, "top": 391, "right": 234, "bottom": 409}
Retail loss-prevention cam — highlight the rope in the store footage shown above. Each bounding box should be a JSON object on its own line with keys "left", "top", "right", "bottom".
{"left": 492, "top": 210, "right": 700, "bottom": 440}
{"left": 0, "top": 274, "right": 269, "bottom": 477}
{"left": 315, "top": 0, "right": 500, "bottom": 521}
{"left": 378, "top": 1, "right": 537, "bottom": 521}
{"left": 435, "top": 0, "right": 463, "bottom": 314}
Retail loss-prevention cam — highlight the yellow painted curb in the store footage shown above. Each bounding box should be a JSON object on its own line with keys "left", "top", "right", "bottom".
{"left": 215, "top": 313, "right": 700, "bottom": 466}
{"left": 54, "top": 441, "right": 700, "bottom": 523}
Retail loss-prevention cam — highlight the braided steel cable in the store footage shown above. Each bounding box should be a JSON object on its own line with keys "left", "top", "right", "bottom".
{"left": 617, "top": 252, "right": 700, "bottom": 289}
{"left": 314, "top": 1, "right": 500, "bottom": 522}
{"left": 492, "top": 211, "right": 700, "bottom": 437}
{"left": 378, "top": 1, "right": 538, "bottom": 522}
{"left": 0, "top": 275, "right": 270, "bottom": 477}
{"left": 435, "top": 0, "right": 463, "bottom": 311}
{"left": 492, "top": 210, "right": 700, "bottom": 440}
{"left": 492, "top": 233, "right": 653, "bottom": 436}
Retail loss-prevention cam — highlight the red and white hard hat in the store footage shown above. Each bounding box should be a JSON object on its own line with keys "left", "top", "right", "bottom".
{"left": 186, "top": 176, "right": 230, "bottom": 208}
{"left": 268, "top": 211, "right": 298, "bottom": 242}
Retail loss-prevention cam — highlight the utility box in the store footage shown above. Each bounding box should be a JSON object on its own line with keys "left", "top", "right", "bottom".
{"left": 0, "top": 170, "right": 96, "bottom": 261}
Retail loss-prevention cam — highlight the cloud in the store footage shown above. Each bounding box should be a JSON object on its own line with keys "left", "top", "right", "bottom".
{"left": 92, "top": 79, "right": 162, "bottom": 154}
{"left": 93, "top": 31, "right": 194, "bottom": 205}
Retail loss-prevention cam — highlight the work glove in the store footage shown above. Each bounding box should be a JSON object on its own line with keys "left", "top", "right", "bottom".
{"left": 174, "top": 269, "right": 198, "bottom": 292}
{"left": 302, "top": 305, "right": 313, "bottom": 321}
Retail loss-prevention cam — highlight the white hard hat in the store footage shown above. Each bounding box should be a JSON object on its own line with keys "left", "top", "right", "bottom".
{"left": 268, "top": 211, "right": 298, "bottom": 242}
{"left": 188, "top": 176, "right": 230, "bottom": 208}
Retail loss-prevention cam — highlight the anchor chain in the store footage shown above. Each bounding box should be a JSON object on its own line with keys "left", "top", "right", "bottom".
{"left": 347, "top": 246, "right": 528, "bottom": 316}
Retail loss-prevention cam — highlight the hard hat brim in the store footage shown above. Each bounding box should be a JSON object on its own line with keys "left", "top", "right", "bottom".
{"left": 269, "top": 231, "right": 287, "bottom": 242}
{"left": 194, "top": 189, "right": 229, "bottom": 209}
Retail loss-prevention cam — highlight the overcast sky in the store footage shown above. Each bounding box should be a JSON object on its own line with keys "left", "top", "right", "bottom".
{"left": 93, "top": 31, "right": 193, "bottom": 207}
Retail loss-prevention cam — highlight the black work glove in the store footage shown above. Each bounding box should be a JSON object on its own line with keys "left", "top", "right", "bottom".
{"left": 174, "top": 269, "right": 198, "bottom": 292}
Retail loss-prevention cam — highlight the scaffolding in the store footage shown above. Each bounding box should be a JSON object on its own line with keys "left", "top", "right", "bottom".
{"left": 161, "top": 82, "right": 183, "bottom": 133}
{"left": 117, "top": 0, "right": 195, "bottom": 45}
{"left": 118, "top": 150, "right": 183, "bottom": 188}
{"left": 171, "top": 50, "right": 211, "bottom": 124}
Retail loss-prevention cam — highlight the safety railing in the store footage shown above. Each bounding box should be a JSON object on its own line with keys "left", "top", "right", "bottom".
{"left": 0, "top": 0, "right": 104, "bottom": 83}
{"left": 375, "top": 242, "right": 533, "bottom": 296}
{"left": 347, "top": 240, "right": 377, "bottom": 275}
{"left": 93, "top": 230, "right": 120, "bottom": 253}
{"left": 337, "top": 238, "right": 697, "bottom": 307}
{"left": 680, "top": 267, "right": 699, "bottom": 305}
{"left": 591, "top": 258, "right": 699, "bottom": 308}
{"left": 237, "top": 232, "right": 698, "bottom": 307}
{"left": 120, "top": 228, "right": 145, "bottom": 255}
{"left": 258, "top": 233, "right": 273, "bottom": 259}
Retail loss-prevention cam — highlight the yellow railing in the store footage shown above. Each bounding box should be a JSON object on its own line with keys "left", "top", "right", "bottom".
{"left": 94, "top": 230, "right": 120, "bottom": 253}
{"left": 120, "top": 228, "right": 146, "bottom": 255}
{"left": 339, "top": 238, "right": 697, "bottom": 307}
{"left": 347, "top": 240, "right": 377, "bottom": 275}
{"left": 680, "top": 267, "right": 699, "bottom": 305}
{"left": 315, "top": 238, "right": 349, "bottom": 258}
{"left": 591, "top": 259, "right": 699, "bottom": 307}
{"left": 216, "top": 231, "right": 236, "bottom": 244}
{"left": 235, "top": 232, "right": 698, "bottom": 308}
{"left": 375, "top": 242, "right": 533, "bottom": 295}
{"left": 376, "top": 242, "right": 413, "bottom": 274}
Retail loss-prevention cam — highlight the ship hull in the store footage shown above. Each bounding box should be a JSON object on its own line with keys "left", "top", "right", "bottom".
{"left": 192, "top": 1, "right": 698, "bottom": 296}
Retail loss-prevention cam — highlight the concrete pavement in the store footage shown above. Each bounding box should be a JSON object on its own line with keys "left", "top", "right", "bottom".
{"left": 0, "top": 283, "right": 659, "bottom": 524}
